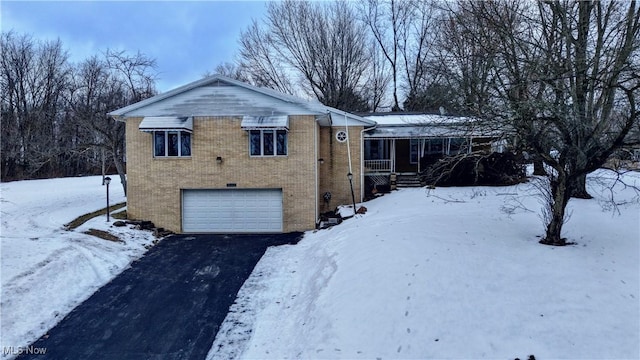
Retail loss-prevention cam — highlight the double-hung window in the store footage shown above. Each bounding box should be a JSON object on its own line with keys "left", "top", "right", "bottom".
{"left": 154, "top": 130, "right": 191, "bottom": 157}
{"left": 250, "top": 129, "right": 288, "bottom": 156}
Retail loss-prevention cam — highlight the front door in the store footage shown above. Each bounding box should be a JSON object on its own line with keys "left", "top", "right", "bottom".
{"left": 394, "top": 139, "right": 418, "bottom": 173}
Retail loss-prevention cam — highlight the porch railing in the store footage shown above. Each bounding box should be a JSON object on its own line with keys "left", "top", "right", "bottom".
{"left": 364, "top": 159, "right": 392, "bottom": 172}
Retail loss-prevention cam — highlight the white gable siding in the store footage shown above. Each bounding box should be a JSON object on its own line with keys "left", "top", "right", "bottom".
{"left": 120, "top": 84, "right": 321, "bottom": 118}
{"left": 109, "top": 75, "right": 376, "bottom": 127}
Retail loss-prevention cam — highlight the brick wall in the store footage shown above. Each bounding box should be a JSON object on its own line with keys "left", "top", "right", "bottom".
{"left": 317, "top": 126, "right": 363, "bottom": 214}
{"left": 126, "top": 115, "right": 318, "bottom": 233}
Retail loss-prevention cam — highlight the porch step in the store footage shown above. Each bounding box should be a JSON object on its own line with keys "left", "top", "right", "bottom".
{"left": 395, "top": 175, "right": 423, "bottom": 188}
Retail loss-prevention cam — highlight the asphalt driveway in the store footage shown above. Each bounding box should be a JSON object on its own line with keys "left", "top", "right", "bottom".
{"left": 18, "top": 233, "right": 302, "bottom": 360}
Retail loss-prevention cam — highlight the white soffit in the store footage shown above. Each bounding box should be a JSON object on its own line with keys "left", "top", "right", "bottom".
{"left": 139, "top": 116, "right": 193, "bottom": 132}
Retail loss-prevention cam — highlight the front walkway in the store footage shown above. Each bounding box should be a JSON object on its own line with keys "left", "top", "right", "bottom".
{"left": 18, "top": 233, "right": 302, "bottom": 360}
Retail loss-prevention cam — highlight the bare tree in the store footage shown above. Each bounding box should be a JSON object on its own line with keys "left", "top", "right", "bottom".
{"left": 238, "top": 20, "right": 295, "bottom": 95}
{"left": 362, "top": 0, "right": 438, "bottom": 111}
{"left": 1, "top": 32, "right": 71, "bottom": 180}
{"left": 271, "top": 0, "right": 370, "bottom": 111}
{"left": 210, "top": 61, "right": 248, "bottom": 82}
{"left": 105, "top": 50, "right": 156, "bottom": 103}
{"left": 1, "top": 32, "right": 157, "bottom": 187}
{"left": 70, "top": 50, "right": 157, "bottom": 194}
{"left": 362, "top": 39, "right": 392, "bottom": 112}
{"left": 467, "top": 0, "right": 640, "bottom": 245}
{"left": 362, "top": 0, "right": 412, "bottom": 111}
{"left": 401, "top": 0, "right": 439, "bottom": 106}
{"left": 428, "top": 1, "right": 499, "bottom": 115}
{"left": 238, "top": 0, "right": 371, "bottom": 111}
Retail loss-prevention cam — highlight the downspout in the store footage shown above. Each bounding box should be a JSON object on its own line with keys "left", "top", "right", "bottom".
{"left": 344, "top": 113, "right": 353, "bottom": 174}
{"left": 314, "top": 119, "right": 319, "bottom": 227}
{"left": 360, "top": 124, "right": 377, "bottom": 201}
{"left": 317, "top": 112, "right": 332, "bottom": 226}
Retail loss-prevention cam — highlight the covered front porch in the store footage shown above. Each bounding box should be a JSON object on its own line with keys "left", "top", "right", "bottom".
{"left": 364, "top": 137, "right": 472, "bottom": 175}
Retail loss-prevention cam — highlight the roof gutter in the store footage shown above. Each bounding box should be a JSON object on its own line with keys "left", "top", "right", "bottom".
{"left": 109, "top": 114, "right": 127, "bottom": 122}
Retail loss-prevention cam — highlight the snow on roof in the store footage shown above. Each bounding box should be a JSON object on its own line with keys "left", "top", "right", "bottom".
{"left": 364, "top": 113, "right": 477, "bottom": 126}
{"left": 365, "top": 125, "right": 475, "bottom": 138}
{"left": 138, "top": 116, "right": 193, "bottom": 132}
{"left": 363, "top": 113, "right": 498, "bottom": 138}
{"left": 241, "top": 115, "right": 289, "bottom": 130}
{"left": 108, "top": 74, "right": 375, "bottom": 127}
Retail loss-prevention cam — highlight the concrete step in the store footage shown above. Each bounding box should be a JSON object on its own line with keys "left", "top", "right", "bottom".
{"left": 395, "top": 175, "right": 423, "bottom": 188}
{"left": 397, "top": 183, "right": 423, "bottom": 188}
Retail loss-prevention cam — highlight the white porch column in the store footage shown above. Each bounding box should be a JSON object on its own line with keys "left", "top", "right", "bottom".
{"left": 418, "top": 139, "right": 426, "bottom": 173}
{"left": 391, "top": 139, "right": 396, "bottom": 173}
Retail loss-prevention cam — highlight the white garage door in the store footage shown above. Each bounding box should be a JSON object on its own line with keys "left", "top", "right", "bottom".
{"left": 182, "top": 189, "right": 283, "bottom": 233}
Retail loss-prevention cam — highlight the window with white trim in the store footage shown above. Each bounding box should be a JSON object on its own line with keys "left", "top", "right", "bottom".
{"left": 249, "top": 129, "right": 287, "bottom": 156}
{"left": 154, "top": 131, "right": 191, "bottom": 157}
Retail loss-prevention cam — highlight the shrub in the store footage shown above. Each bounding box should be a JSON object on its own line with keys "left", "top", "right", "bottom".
{"left": 420, "top": 152, "right": 526, "bottom": 186}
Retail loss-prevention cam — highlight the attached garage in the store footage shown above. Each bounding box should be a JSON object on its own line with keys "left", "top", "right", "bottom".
{"left": 182, "top": 189, "right": 283, "bottom": 233}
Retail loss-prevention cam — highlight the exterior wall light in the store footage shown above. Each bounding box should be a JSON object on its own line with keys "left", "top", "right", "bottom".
{"left": 318, "top": 158, "right": 324, "bottom": 164}
{"left": 216, "top": 156, "right": 223, "bottom": 164}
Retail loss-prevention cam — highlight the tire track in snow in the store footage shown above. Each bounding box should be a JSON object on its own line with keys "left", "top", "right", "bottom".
{"left": 2, "top": 246, "right": 75, "bottom": 286}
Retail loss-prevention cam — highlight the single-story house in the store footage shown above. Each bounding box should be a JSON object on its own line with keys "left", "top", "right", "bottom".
{"left": 361, "top": 113, "right": 504, "bottom": 189}
{"left": 108, "top": 75, "right": 374, "bottom": 233}
{"left": 109, "top": 75, "right": 503, "bottom": 234}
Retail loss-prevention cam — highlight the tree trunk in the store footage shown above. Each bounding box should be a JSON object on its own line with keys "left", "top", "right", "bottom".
{"left": 101, "top": 147, "right": 106, "bottom": 185}
{"left": 569, "top": 173, "right": 592, "bottom": 199}
{"left": 111, "top": 149, "right": 127, "bottom": 196}
{"left": 532, "top": 159, "right": 547, "bottom": 176}
{"left": 541, "top": 175, "right": 570, "bottom": 246}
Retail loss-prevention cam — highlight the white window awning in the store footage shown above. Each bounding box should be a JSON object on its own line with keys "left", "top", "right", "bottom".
{"left": 241, "top": 116, "right": 289, "bottom": 130}
{"left": 139, "top": 116, "right": 193, "bottom": 132}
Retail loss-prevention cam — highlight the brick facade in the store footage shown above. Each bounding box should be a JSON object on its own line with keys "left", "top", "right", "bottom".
{"left": 317, "top": 126, "right": 363, "bottom": 214}
{"left": 126, "top": 115, "right": 335, "bottom": 233}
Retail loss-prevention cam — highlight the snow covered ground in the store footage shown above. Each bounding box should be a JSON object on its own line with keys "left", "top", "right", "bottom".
{"left": 1, "top": 172, "right": 637, "bottom": 359}
{"left": 0, "top": 176, "right": 156, "bottom": 358}
{"left": 209, "top": 170, "right": 640, "bottom": 360}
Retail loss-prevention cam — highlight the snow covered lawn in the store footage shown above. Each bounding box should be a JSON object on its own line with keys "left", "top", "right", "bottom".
{"left": 0, "top": 176, "right": 156, "bottom": 358}
{"left": 210, "top": 170, "right": 640, "bottom": 360}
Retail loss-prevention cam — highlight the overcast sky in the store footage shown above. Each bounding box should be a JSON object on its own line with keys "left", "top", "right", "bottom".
{"left": 2, "top": 1, "right": 268, "bottom": 92}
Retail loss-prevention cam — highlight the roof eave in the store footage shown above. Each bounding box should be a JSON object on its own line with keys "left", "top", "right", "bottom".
{"left": 326, "top": 108, "right": 377, "bottom": 127}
